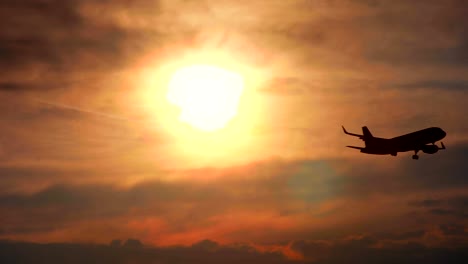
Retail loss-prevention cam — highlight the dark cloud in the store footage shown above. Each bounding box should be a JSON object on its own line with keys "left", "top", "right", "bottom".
{"left": 1, "top": 144, "right": 468, "bottom": 236}
{"left": 409, "top": 199, "right": 444, "bottom": 208}
{"left": 255, "top": 0, "right": 468, "bottom": 72}
{"left": 429, "top": 208, "right": 458, "bottom": 216}
{"left": 439, "top": 224, "right": 467, "bottom": 237}
{"left": 0, "top": 178, "right": 272, "bottom": 236}
{"left": 1, "top": 24, "right": 151, "bottom": 71}
{"left": 287, "top": 161, "right": 340, "bottom": 203}
{"left": 0, "top": 166, "right": 73, "bottom": 185}
{"left": 0, "top": 182, "right": 177, "bottom": 227}
{"left": 0, "top": 153, "right": 467, "bottom": 244}
{"left": 337, "top": 143, "right": 468, "bottom": 197}
{"left": 0, "top": 240, "right": 291, "bottom": 264}
{"left": 394, "top": 80, "right": 468, "bottom": 91}
{"left": 0, "top": 83, "right": 33, "bottom": 91}
{"left": 450, "top": 196, "right": 468, "bottom": 209}
{"left": 366, "top": 35, "right": 468, "bottom": 67}
{"left": 291, "top": 235, "right": 468, "bottom": 264}
{"left": 5, "top": 104, "right": 90, "bottom": 121}
{"left": 0, "top": 0, "right": 163, "bottom": 92}
{"left": 361, "top": 0, "right": 468, "bottom": 67}
{"left": 192, "top": 239, "right": 220, "bottom": 251}
{"left": 0, "top": 0, "right": 84, "bottom": 26}
{"left": 314, "top": 245, "right": 468, "bottom": 264}
{"left": 377, "top": 230, "right": 426, "bottom": 241}
{"left": 1, "top": 238, "right": 467, "bottom": 264}
{"left": 0, "top": 0, "right": 84, "bottom": 68}
{"left": 409, "top": 195, "right": 468, "bottom": 219}
{"left": 291, "top": 240, "right": 330, "bottom": 261}
{"left": 0, "top": 159, "right": 322, "bottom": 234}
{"left": 413, "top": 194, "right": 468, "bottom": 210}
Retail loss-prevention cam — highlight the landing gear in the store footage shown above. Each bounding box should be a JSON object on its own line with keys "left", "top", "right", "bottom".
{"left": 412, "top": 150, "right": 419, "bottom": 160}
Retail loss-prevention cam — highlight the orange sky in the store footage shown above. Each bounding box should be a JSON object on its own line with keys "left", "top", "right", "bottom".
{"left": 0, "top": 0, "right": 467, "bottom": 262}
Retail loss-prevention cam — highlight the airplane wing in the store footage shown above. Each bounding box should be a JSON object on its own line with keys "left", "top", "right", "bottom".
{"left": 342, "top": 126, "right": 364, "bottom": 139}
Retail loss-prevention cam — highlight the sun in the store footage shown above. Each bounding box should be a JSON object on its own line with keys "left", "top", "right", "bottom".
{"left": 166, "top": 65, "right": 244, "bottom": 131}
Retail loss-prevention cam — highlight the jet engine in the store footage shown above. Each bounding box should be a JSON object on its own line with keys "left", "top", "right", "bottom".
{"left": 422, "top": 144, "right": 439, "bottom": 154}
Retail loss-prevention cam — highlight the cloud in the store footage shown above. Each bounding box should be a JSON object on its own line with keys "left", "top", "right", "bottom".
{"left": 336, "top": 143, "right": 468, "bottom": 197}
{"left": 1, "top": 237, "right": 467, "bottom": 264}
{"left": 375, "top": 230, "right": 426, "bottom": 241}
{"left": 409, "top": 199, "right": 444, "bottom": 208}
{"left": 1, "top": 152, "right": 468, "bottom": 245}
{"left": 394, "top": 80, "right": 468, "bottom": 91}
{"left": 0, "top": 240, "right": 292, "bottom": 264}
{"left": 409, "top": 195, "right": 468, "bottom": 219}
{"left": 0, "top": 0, "right": 165, "bottom": 93}
{"left": 1, "top": 162, "right": 332, "bottom": 239}
{"left": 357, "top": 0, "right": 468, "bottom": 67}
{"left": 259, "top": 77, "right": 311, "bottom": 96}
{"left": 0, "top": 82, "right": 35, "bottom": 91}
{"left": 289, "top": 230, "right": 468, "bottom": 262}
{"left": 439, "top": 224, "right": 467, "bottom": 237}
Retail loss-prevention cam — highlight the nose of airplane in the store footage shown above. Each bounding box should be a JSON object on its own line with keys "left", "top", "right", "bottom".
{"left": 439, "top": 128, "right": 447, "bottom": 138}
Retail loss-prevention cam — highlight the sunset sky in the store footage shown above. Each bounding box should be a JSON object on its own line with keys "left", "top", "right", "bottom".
{"left": 1, "top": 0, "right": 467, "bottom": 262}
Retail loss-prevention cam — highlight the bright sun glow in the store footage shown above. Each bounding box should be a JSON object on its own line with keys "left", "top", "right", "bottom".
{"left": 167, "top": 65, "right": 244, "bottom": 131}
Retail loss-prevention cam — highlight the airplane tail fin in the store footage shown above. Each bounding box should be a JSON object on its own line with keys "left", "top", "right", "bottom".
{"left": 362, "top": 126, "right": 373, "bottom": 139}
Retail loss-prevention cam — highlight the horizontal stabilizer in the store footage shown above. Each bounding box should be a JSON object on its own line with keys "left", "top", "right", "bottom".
{"left": 347, "top": 146, "right": 364, "bottom": 150}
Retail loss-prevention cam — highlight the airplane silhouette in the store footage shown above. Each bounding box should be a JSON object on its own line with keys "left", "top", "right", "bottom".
{"left": 343, "top": 126, "right": 446, "bottom": 160}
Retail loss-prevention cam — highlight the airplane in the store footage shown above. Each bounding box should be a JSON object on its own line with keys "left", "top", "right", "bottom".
{"left": 342, "top": 126, "right": 446, "bottom": 160}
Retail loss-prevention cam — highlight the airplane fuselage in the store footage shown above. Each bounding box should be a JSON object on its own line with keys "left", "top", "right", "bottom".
{"left": 343, "top": 126, "right": 446, "bottom": 159}
{"left": 362, "top": 127, "right": 446, "bottom": 155}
